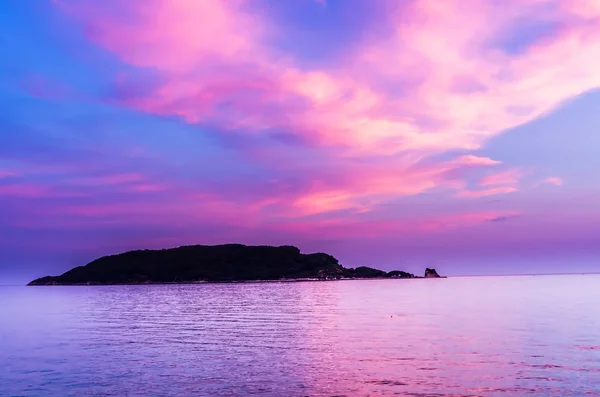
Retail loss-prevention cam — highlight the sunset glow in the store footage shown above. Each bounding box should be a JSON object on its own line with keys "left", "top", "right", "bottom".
{"left": 2, "top": 0, "right": 600, "bottom": 282}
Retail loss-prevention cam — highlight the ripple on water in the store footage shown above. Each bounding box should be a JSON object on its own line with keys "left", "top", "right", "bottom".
{"left": 1, "top": 276, "right": 600, "bottom": 396}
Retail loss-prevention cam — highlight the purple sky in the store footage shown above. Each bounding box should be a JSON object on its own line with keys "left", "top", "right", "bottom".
{"left": 2, "top": 0, "right": 600, "bottom": 283}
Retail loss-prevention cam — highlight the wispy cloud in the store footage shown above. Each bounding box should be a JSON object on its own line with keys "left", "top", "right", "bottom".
{"left": 480, "top": 169, "right": 522, "bottom": 186}
{"left": 455, "top": 186, "right": 518, "bottom": 198}
{"left": 540, "top": 177, "right": 564, "bottom": 186}
{"left": 452, "top": 155, "right": 501, "bottom": 167}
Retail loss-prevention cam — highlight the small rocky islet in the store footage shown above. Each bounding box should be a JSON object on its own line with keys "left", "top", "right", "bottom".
{"left": 28, "top": 244, "right": 443, "bottom": 285}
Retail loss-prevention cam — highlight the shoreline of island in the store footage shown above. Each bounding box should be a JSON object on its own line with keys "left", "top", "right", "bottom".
{"left": 28, "top": 276, "right": 448, "bottom": 286}
{"left": 27, "top": 244, "right": 444, "bottom": 286}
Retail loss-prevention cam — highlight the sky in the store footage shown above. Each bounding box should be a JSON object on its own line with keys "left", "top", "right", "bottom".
{"left": 2, "top": 0, "right": 600, "bottom": 284}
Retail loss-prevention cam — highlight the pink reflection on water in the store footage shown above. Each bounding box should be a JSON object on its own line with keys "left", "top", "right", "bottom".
{"left": 1, "top": 275, "right": 600, "bottom": 395}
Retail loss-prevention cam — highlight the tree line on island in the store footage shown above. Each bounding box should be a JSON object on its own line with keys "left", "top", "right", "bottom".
{"left": 28, "top": 244, "right": 443, "bottom": 285}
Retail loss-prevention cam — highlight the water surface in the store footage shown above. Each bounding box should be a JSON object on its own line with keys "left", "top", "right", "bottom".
{"left": 1, "top": 275, "right": 600, "bottom": 396}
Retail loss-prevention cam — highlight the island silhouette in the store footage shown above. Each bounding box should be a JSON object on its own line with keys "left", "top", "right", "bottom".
{"left": 28, "top": 244, "right": 442, "bottom": 285}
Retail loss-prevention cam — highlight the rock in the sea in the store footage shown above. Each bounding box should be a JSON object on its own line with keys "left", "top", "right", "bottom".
{"left": 424, "top": 268, "right": 441, "bottom": 278}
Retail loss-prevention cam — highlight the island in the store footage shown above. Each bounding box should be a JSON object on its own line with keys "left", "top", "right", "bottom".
{"left": 28, "top": 244, "right": 443, "bottom": 285}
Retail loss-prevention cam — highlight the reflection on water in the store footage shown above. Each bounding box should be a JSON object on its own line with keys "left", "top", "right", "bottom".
{"left": 1, "top": 275, "right": 600, "bottom": 396}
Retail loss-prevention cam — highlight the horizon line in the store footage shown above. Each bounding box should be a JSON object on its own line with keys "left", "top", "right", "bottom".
{"left": 2, "top": 271, "right": 600, "bottom": 287}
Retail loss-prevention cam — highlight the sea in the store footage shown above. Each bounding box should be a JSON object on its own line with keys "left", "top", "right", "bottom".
{"left": 1, "top": 275, "right": 599, "bottom": 396}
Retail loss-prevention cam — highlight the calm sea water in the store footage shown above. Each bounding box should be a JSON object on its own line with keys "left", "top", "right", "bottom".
{"left": 1, "top": 275, "right": 600, "bottom": 396}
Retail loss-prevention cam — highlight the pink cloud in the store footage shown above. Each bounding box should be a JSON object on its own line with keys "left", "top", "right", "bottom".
{"left": 480, "top": 169, "right": 522, "bottom": 186}
{"left": 353, "top": 0, "right": 600, "bottom": 154}
{"left": 52, "top": 0, "right": 597, "bottom": 219}
{"left": 72, "top": 0, "right": 266, "bottom": 72}
{"left": 58, "top": 0, "right": 600, "bottom": 156}
{"left": 28, "top": 193, "right": 283, "bottom": 235}
{"left": 540, "top": 177, "right": 564, "bottom": 186}
{"left": 270, "top": 210, "right": 521, "bottom": 239}
{"left": 285, "top": 158, "right": 470, "bottom": 215}
{"left": 455, "top": 186, "right": 518, "bottom": 198}
{"left": 452, "top": 155, "right": 501, "bottom": 167}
